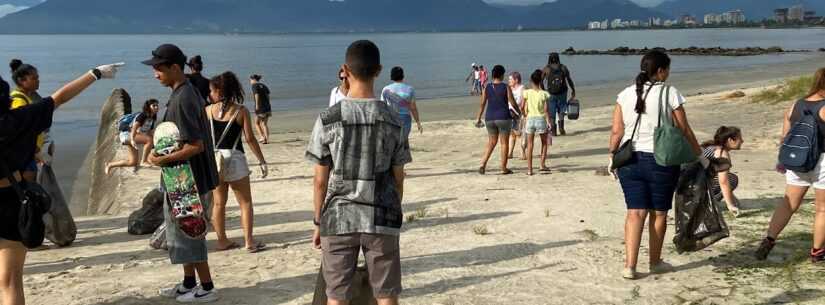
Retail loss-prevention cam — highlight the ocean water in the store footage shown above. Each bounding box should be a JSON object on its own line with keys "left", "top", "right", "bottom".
{"left": 0, "top": 28, "right": 823, "bottom": 205}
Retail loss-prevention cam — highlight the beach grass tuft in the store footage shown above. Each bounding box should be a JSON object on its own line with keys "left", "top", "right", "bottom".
{"left": 752, "top": 76, "right": 814, "bottom": 104}
{"left": 472, "top": 224, "right": 490, "bottom": 235}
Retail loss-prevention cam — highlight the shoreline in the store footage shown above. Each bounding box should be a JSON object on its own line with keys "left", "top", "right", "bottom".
{"left": 69, "top": 53, "right": 825, "bottom": 215}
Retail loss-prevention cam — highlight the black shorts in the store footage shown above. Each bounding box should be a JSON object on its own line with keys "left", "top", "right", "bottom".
{"left": 0, "top": 186, "right": 22, "bottom": 241}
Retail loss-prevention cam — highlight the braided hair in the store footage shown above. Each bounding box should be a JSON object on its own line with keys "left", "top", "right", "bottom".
{"left": 634, "top": 50, "right": 670, "bottom": 114}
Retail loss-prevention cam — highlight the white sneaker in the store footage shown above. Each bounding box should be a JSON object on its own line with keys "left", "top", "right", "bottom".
{"left": 159, "top": 284, "right": 192, "bottom": 298}
{"left": 622, "top": 267, "right": 637, "bottom": 280}
{"left": 176, "top": 287, "right": 219, "bottom": 303}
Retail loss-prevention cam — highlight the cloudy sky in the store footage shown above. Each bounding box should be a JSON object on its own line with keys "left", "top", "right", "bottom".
{"left": 485, "top": 0, "right": 664, "bottom": 7}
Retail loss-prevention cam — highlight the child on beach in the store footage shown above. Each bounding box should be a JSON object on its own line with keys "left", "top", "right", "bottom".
{"left": 207, "top": 71, "right": 268, "bottom": 253}
{"left": 521, "top": 70, "right": 552, "bottom": 175}
{"left": 508, "top": 71, "right": 526, "bottom": 159}
{"left": 105, "top": 99, "right": 160, "bottom": 174}
{"left": 307, "top": 40, "right": 411, "bottom": 305}
{"left": 608, "top": 50, "right": 701, "bottom": 279}
{"left": 756, "top": 67, "right": 825, "bottom": 262}
{"left": 144, "top": 44, "right": 220, "bottom": 303}
{"left": 476, "top": 65, "right": 520, "bottom": 175}
{"left": 250, "top": 74, "right": 272, "bottom": 144}
{"left": 0, "top": 62, "right": 120, "bottom": 305}
{"left": 701, "top": 126, "right": 743, "bottom": 217}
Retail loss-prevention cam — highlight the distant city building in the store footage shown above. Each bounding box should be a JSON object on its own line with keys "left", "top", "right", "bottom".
{"left": 630, "top": 20, "right": 641, "bottom": 27}
{"left": 789, "top": 5, "right": 804, "bottom": 21}
{"left": 721, "top": 10, "right": 746, "bottom": 24}
{"left": 680, "top": 15, "right": 697, "bottom": 26}
{"left": 775, "top": 8, "right": 789, "bottom": 23}
{"left": 588, "top": 21, "right": 602, "bottom": 30}
{"left": 611, "top": 19, "right": 624, "bottom": 28}
{"left": 663, "top": 19, "right": 674, "bottom": 27}
{"left": 804, "top": 11, "right": 820, "bottom": 23}
{"left": 600, "top": 19, "right": 609, "bottom": 30}
{"left": 649, "top": 17, "right": 662, "bottom": 26}
{"left": 704, "top": 14, "right": 720, "bottom": 25}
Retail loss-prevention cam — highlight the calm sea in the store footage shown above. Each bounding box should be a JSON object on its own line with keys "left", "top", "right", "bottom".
{"left": 0, "top": 28, "right": 823, "bottom": 204}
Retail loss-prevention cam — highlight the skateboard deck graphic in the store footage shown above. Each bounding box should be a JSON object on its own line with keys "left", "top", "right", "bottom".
{"left": 153, "top": 122, "right": 207, "bottom": 239}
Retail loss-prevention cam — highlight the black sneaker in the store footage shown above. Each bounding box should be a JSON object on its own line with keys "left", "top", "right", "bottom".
{"left": 811, "top": 248, "right": 825, "bottom": 263}
{"left": 755, "top": 237, "right": 776, "bottom": 260}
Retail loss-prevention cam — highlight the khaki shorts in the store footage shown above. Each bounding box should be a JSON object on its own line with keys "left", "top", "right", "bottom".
{"left": 321, "top": 233, "right": 402, "bottom": 300}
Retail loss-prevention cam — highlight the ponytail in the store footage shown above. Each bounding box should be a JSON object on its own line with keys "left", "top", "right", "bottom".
{"left": 634, "top": 72, "right": 651, "bottom": 114}
{"left": 702, "top": 126, "right": 742, "bottom": 148}
{"left": 210, "top": 71, "right": 245, "bottom": 117}
{"left": 634, "top": 50, "right": 671, "bottom": 114}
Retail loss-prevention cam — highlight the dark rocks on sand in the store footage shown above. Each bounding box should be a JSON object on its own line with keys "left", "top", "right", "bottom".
{"left": 562, "top": 46, "right": 808, "bottom": 56}
{"left": 819, "top": 48, "right": 825, "bottom": 52}
{"left": 724, "top": 91, "right": 746, "bottom": 99}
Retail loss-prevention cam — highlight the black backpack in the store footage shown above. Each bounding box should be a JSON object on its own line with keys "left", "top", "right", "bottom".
{"left": 779, "top": 101, "right": 822, "bottom": 172}
{"left": 545, "top": 64, "right": 566, "bottom": 95}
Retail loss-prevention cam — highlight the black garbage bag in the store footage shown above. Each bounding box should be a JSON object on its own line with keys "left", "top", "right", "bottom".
{"left": 39, "top": 163, "right": 77, "bottom": 247}
{"left": 128, "top": 188, "right": 165, "bottom": 235}
{"left": 673, "top": 160, "right": 730, "bottom": 253}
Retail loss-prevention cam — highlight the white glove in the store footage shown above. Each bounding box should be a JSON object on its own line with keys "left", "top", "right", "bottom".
{"left": 92, "top": 62, "right": 125, "bottom": 80}
{"left": 607, "top": 157, "right": 617, "bottom": 180}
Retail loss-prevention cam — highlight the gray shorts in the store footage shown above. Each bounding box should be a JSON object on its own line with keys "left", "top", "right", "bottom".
{"left": 218, "top": 149, "right": 251, "bottom": 182}
{"left": 485, "top": 119, "right": 513, "bottom": 136}
{"left": 164, "top": 192, "right": 211, "bottom": 265}
{"left": 321, "top": 233, "right": 402, "bottom": 300}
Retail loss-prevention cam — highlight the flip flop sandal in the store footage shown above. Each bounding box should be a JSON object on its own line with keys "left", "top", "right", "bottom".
{"left": 502, "top": 169, "right": 514, "bottom": 175}
{"left": 478, "top": 167, "right": 486, "bottom": 175}
{"left": 216, "top": 241, "right": 240, "bottom": 251}
{"left": 246, "top": 243, "right": 267, "bottom": 253}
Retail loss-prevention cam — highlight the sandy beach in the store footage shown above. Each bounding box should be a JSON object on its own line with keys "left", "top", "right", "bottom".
{"left": 23, "top": 74, "right": 825, "bottom": 304}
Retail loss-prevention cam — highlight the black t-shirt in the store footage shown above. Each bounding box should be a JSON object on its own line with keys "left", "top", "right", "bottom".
{"left": 162, "top": 81, "right": 219, "bottom": 195}
{"left": 0, "top": 97, "right": 54, "bottom": 172}
{"left": 187, "top": 73, "right": 211, "bottom": 104}
{"left": 252, "top": 83, "right": 271, "bottom": 114}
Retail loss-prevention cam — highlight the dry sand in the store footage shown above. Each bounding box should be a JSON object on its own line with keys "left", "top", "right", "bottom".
{"left": 25, "top": 80, "right": 825, "bottom": 304}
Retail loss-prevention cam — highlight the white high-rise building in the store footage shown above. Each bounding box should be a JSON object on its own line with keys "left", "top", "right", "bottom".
{"left": 789, "top": 5, "right": 805, "bottom": 21}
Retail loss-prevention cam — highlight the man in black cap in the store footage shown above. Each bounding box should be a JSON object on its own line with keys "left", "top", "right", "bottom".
{"left": 186, "top": 55, "right": 211, "bottom": 103}
{"left": 144, "top": 43, "right": 220, "bottom": 303}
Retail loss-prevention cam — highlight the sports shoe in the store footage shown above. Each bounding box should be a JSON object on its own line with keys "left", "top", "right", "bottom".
{"left": 754, "top": 237, "right": 776, "bottom": 261}
{"left": 176, "top": 287, "right": 219, "bottom": 303}
{"left": 159, "top": 283, "right": 192, "bottom": 298}
{"left": 811, "top": 248, "right": 825, "bottom": 263}
{"left": 621, "top": 267, "right": 637, "bottom": 280}
{"left": 649, "top": 260, "right": 674, "bottom": 274}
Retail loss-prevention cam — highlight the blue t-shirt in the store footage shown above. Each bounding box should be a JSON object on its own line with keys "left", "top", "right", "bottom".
{"left": 381, "top": 82, "right": 415, "bottom": 116}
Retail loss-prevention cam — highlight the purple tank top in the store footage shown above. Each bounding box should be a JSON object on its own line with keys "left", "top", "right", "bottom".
{"left": 485, "top": 83, "right": 511, "bottom": 121}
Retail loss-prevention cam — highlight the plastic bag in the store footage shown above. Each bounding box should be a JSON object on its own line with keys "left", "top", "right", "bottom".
{"left": 128, "top": 188, "right": 164, "bottom": 235}
{"left": 673, "top": 160, "right": 730, "bottom": 253}
{"left": 149, "top": 222, "right": 167, "bottom": 250}
{"left": 39, "top": 163, "right": 77, "bottom": 247}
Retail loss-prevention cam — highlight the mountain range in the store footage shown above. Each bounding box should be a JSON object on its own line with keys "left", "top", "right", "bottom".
{"left": 0, "top": 0, "right": 665, "bottom": 34}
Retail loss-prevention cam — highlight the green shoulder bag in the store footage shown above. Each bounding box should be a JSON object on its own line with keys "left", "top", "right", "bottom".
{"left": 654, "top": 85, "right": 696, "bottom": 166}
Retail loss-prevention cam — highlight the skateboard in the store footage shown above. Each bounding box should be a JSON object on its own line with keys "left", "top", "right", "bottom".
{"left": 153, "top": 122, "right": 207, "bottom": 239}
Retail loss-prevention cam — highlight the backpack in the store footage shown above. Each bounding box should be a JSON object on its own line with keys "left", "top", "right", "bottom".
{"left": 779, "top": 101, "right": 822, "bottom": 172}
{"left": 545, "top": 64, "right": 566, "bottom": 95}
{"left": 117, "top": 113, "right": 139, "bottom": 131}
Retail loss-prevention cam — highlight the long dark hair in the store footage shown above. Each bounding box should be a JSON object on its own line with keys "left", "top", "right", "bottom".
{"left": 210, "top": 71, "right": 245, "bottom": 116}
{"left": 702, "top": 126, "right": 742, "bottom": 148}
{"left": 142, "top": 99, "right": 159, "bottom": 120}
{"left": 548, "top": 52, "right": 560, "bottom": 65}
{"left": 9, "top": 59, "right": 37, "bottom": 87}
{"left": 808, "top": 67, "right": 825, "bottom": 98}
{"left": 529, "top": 69, "right": 543, "bottom": 87}
{"left": 634, "top": 50, "right": 671, "bottom": 114}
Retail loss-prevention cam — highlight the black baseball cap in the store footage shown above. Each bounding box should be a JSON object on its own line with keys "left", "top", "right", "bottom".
{"left": 142, "top": 44, "right": 187, "bottom": 68}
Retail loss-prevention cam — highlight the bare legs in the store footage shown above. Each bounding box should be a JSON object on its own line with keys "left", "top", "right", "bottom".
{"left": 105, "top": 133, "right": 152, "bottom": 174}
{"left": 508, "top": 131, "right": 525, "bottom": 159}
{"left": 182, "top": 262, "right": 212, "bottom": 287}
{"left": 211, "top": 176, "right": 260, "bottom": 250}
{"left": 255, "top": 115, "right": 270, "bottom": 144}
{"left": 765, "top": 186, "right": 808, "bottom": 240}
{"left": 0, "top": 240, "right": 27, "bottom": 305}
{"left": 624, "top": 209, "right": 668, "bottom": 270}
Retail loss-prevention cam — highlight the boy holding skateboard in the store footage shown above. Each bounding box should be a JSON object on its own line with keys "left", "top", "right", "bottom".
{"left": 144, "top": 44, "right": 220, "bottom": 303}
{"left": 306, "top": 40, "right": 412, "bottom": 305}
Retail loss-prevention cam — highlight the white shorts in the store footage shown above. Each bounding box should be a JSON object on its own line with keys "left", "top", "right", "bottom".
{"left": 219, "top": 149, "right": 251, "bottom": 182}
{"left": 118, "top": 131, "right": 130, "bottom": 145}
{"left": 786, "top": 154, "right": 825, "bottom": 189}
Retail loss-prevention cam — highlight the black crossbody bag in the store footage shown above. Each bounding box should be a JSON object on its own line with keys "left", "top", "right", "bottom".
{"left": 611, "top": 86, "right": 654, "bottom": 170}
{"left": 0, "top": 159, "right": 51, "bottom": 249}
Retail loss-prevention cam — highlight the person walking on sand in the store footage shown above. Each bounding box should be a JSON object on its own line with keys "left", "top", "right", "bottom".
{"left": 701, "top": 126, "right": 744, "bottom": 217}
{"left": 508, "top": 71, "right": 526, "bottom": 159}
{"left": 476, "top": 65, "right": 520, "bottom": 175}
{"left": 105, "top": 99, "right": 160, "bottom": 174}
{"left": 307, "top": 40, "right": 411, "bottom": 305}
{"left": 543, "top": 52, "right": 576, "bottom": 136}
{"left": 521, "top": 70, "right": 552, "bottom": 175}
{"left": 329, "top": 68, "right": 348, "bottom": 107}
{"left": 479, "top": 65, "right": 488, "bottom": 88}
{"left": 250, "top": 74, "right": 272, "bottom": 144}
{"left": 0, "top": 62, "right": 121, "bottom": 305}
{"left": 755, "top": 68, "right": 825, "bottom": 262}
{"left": 8, "top": 59, "right": 45, "bottom": 182}
{"left": 207, "top": 71, "right": 269, "bottom": 253}
{"left": 607, "top": 50, "right": 701, "bottom": 279}
{"left": 382, "top": 66, "right": 422, "bottom": 142}
{"left": 186, "top": 55, "right": 211, "bottom": 103}
{"left": 143, "top": 44, "right": 220, "bottom": 303}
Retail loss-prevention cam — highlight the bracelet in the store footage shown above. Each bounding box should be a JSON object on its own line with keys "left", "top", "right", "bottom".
{"left": 313, "top": 218, "right": 320, "bottom": 226}
{"left": 91, "top": 68, "right": 102, "bottom": 80}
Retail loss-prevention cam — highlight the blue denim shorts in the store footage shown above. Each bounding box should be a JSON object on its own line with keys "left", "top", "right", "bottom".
{"left": 548, "top": 92, "right": 568, "bottom": 119}
{"left": 617, "top": 152, "right": 680, "bottom": 211}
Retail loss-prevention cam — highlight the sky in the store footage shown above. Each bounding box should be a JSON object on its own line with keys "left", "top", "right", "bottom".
{"left": 485, "top": 0, "right": 665, "bottom": 8}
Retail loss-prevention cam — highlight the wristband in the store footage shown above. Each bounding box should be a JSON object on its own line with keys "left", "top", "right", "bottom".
{"left": 313, "top": 218, "right": 320, "bottom": 226}
{"left": 91, "top": 68, "right": 102, "bottom": 80}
